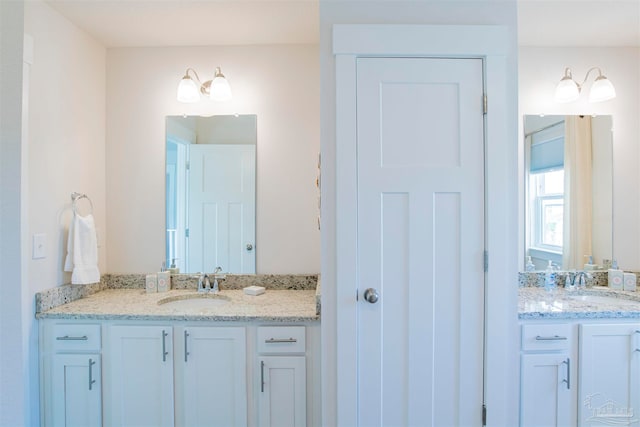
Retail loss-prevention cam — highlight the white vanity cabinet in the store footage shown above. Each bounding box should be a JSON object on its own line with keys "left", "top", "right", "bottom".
{"left": 40, "top": 319, "right": 320, "bottom": 427}
{"left": 174, "top": 326, "right": 247, "bottom": 427}
{"left": 104, "top": 324, "right": 247, "bottom": 427}
{"left": 256, "top": 326, "right": 307, "bottom": 427}
{"left": 40, "top": 322, "right": 102, "bottom": 427}
{"left": 104, "top": 325, "right": 175, "bottom": 426}
{"left": 579, "top": 323, "right": 640, "bottom": 426}
{"left": 520, "top": 323, "right": 576, "bottom": 427}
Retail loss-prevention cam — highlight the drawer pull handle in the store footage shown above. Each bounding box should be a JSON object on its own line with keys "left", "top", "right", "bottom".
{"left": 88, "top": 358, "right": 96, "bottom": 391}
{"left": 162, "top": 330, "right": 169, "bottom": 362}
{"left": 184, "top": 330, "right": 190, "bottom": 363}
{"left": 535, "top": 335, "right": 567, "bottom": 341}
{"left": 265, "top": 338, "right": 297, "bottom": 344}
{"left": 56, "top": 335, "right": 88, "bottom": 341}
{"left": 261, "top": 361, "right": 265, "bottom": 393}
{"left": 561, "top": 358, "right": 570, "bottom": 390}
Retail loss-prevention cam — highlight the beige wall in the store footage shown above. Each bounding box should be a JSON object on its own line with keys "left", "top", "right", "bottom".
{"left": 106, "top": 45, "right": 320, "bottom": 274}
{"left": 25, "top": 0, "right": 107, "bottom": 288}
{"left": 21, "top": 0, "right": 107, "bottom": 423}
{"left": 519, "top": 46, "right": 640, "bottom": 269}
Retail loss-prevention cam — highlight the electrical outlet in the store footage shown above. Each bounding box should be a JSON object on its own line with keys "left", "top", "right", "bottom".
{"left": 33, "top": 233, "right": 46, "bottom": 259}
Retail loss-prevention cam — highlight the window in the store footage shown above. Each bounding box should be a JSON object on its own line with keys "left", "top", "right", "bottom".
{"left": 530, "top": 169, "right": 564, "bottom": 251}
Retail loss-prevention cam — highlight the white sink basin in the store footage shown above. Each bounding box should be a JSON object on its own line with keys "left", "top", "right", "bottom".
{"left": 158, "top": 294, "right": 230, "bottom": 310}
{"left": 569, "top": 294, "right": 639, "bottom": 306}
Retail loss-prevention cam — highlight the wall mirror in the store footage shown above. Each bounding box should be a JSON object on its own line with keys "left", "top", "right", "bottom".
{"left": 524, "top": 115, "right": 613, "bottom": 271}
{"left": 166, "top": 115, "right": 257, "bottom": 274}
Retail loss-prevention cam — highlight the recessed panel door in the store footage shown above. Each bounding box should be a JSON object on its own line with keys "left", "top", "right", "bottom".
{"left": 356, "top": 57, "right": 485, "bottom": 426}
{"left": 188, "top": 144, "right": 256, "bottom": 273}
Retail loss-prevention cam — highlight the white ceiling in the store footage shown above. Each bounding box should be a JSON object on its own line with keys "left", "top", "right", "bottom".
{"left": 44, "top": 0, "right": 320, "bottom": 47}
{"left": 518, "top": 0, "right": 640, "bottom": 47}
{"left": 44, "top": 0, "right": 639, "bottom": 48}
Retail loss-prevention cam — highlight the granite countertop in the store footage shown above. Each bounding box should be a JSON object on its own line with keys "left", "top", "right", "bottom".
{"left": 519, "top": 286, "right": 640, "bottom": 319}
{"left": 36, "top": 288, "right": 319, "bottom": 322}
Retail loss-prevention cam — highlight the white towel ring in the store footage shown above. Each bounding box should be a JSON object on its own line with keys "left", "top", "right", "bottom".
{"left": 71, "top": 192, "right": 94, "bottom": 216}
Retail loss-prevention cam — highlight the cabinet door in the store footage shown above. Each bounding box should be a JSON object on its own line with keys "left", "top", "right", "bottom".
{"left": 579, "top": 324, "right": 640, "bottom": 427}
{"left": 106, "top": 325, "right": 174, "bottom": 427}
{"left": 51, "top": 354, "right": 102, "bottom": 427}
{"left": 175, "top": 327, "right": 247, "bottom": 427}
{"left": 520, "top": 353, "right": 572, "bottom": 427}
{"left": 258, "top": 356, "right": 306, "bottom": 427}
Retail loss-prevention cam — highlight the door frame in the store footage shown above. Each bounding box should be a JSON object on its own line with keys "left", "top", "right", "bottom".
{"left": 333, "top": 24, "right": 518, "bottom": 426}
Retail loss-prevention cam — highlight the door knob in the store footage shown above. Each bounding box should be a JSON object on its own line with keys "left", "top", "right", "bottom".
{"left": 246, "top": 243, "right": 253, "bottom": 251}
{"left": 364, "top": 288, "right": 379, "bottom": 304}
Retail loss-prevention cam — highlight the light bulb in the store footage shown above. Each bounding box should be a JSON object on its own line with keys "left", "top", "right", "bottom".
{"left": 588, "top": 75, "right": 616, "bottom": 103}
{"left": 177, "top": 75, "right": 200, "bottom": 103}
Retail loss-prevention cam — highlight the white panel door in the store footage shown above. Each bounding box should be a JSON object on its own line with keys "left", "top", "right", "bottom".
{"left": 520, "top": 353, "right": 572, "bottom": 427}
{"left": 106, "top": 325, "right": 174, "bottom": 427}
{"left": 356, "top": 57, "right": 485, "bottom": 426}
{"left": 175, "top": 327, "right": 247, "bottom": 427}
{"left": 188, "top": 144, "right": 256, "bottom": 273}
{"left": 258, "top": 356, "right": 306, "bottom": 427}
{"left": 579, "top": 324, "right": 640, "bottom": 427}
{"left": 51, "top": 354, "right": 101, "bottom": 427}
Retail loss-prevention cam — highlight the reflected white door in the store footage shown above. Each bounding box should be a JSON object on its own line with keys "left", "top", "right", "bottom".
{"left": 356, "top": 57, "right": 485, "bottom": 426}
{"left": 188, "top": 144, "right": 256, "bottom": 273}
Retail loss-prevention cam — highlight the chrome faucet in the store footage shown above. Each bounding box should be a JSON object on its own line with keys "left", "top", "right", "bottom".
{"left": 198, "top": 272, "right": 211, "bottom": 293}
{"left": 571, "top": 271, "right": 591, "bottom": 288}
{"left": 211, "top": 266, "right": 223, "bottom": 294}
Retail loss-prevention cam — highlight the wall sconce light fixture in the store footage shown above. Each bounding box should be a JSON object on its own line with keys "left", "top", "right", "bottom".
{"left": 554, "top": 67, "right": 616, "bottom": 103}
{"left": 177, "top": 66, "right": 232, "bottom": 103}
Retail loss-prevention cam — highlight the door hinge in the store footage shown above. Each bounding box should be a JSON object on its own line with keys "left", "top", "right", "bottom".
{"left": 483, "top": 94, "right": 488, "bottom": 115}
{"left": 186, "top": 161, "right": 190, "bottom": 171}
{"left": 185, "top": 228, "right": 190, "bottom": 238}
{"left": 484, "top": 250, "right": 489, "bottom": 272}
{"left": 482, "top": 404, "right": 487, "bottom": 426}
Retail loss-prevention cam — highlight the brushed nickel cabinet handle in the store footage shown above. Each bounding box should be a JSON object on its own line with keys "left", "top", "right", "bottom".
{"left": 162, "top": 330, "right": 169, "bottom": 362}
{"left": 88, "top": 358, "right": 96, "bottom": 391}
{"left": 561, "top": 358, "right": 570, "bottom": 390}
{"left": 56, "top": 335, "right": 88, "bottom": 341}
{"left": 535, "top": 335, "right": 567, "bottom": 341}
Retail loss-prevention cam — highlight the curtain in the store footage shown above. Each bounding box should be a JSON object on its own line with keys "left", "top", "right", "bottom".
{"left": 563, "top": 115, "right": 593, "bottom": 269}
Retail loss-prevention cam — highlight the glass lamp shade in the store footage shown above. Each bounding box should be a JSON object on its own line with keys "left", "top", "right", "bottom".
{"left": 177, "top": 76, "right": 200, "bottom": 103}
{"left": 554, "top": 77, "right": 580, "bottom": 103}
{"left": 210, "top": 76, "right": 232, "bottom": 102}
{"left": 588, "top": 76, "right": 616, "bottom": 103}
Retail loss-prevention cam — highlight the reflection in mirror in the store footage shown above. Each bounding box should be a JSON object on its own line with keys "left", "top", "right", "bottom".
{"left": 524, "top": 115, "right": 613, "bottom": 271}
{"left": 166, "top": 115, "right": 257, "bottom": 274}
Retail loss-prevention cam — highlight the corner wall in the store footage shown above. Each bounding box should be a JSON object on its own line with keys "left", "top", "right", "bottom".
{"left": 22, "top": 1, "right": 107, "bottom": 422}
{"left": 0, "top": 2, "right": 27, "bottom": 425}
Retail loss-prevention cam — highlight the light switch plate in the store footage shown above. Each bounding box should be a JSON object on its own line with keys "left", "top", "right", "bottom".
{"left": 33, "top": 233, "right": 46, "bottom": 259}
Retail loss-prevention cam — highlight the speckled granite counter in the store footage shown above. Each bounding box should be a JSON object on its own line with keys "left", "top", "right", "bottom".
{"left": 519, "top": 286, "right": 640, "bottom": 319}
{"left": 36, "top": 288, "right": 319, "bottom": 322}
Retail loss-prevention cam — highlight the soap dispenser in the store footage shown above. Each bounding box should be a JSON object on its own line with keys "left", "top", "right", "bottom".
{"left": 608, "top": 259, "right": 624, "bottom": 290}
{"left": 584, "top": 255, "right": 599, "bottom": 271}
{"left": 525, "top": 256, "right": 535, "bottom": 272}
{"left": 544, "top": 260, "right": 556, "bottom": 293}
{"left": 157, "top": 262, "right": 171, "bottom": 292}
{"left": 168, "top": 258, "right": 180, "bottom": 274}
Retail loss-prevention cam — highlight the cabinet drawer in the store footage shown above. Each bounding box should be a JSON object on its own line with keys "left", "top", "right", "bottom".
{"left": 51, "top": 323, "right": 101, "bottom": 352}
{"left": 257, "top": 326, "right": 305, "bottom": 354}
{"left": 521, "top": 323, "right": 571, "bottom": 351}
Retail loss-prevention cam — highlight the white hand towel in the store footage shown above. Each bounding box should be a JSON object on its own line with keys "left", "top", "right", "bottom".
{"left": 64, "top": 213, "right": 100, "bottom": 284}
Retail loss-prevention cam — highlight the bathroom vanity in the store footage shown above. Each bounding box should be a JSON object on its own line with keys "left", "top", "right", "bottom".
{"left": 519, "top": 286, "right": 640, "bottom": 427}
{"left": 36, "top": 276, "right": 320, "bottom": 427}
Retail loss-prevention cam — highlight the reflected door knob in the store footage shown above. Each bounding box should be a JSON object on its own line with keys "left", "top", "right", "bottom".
{"left": 363, "top": 288, "right": 379, "bottom": 304}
